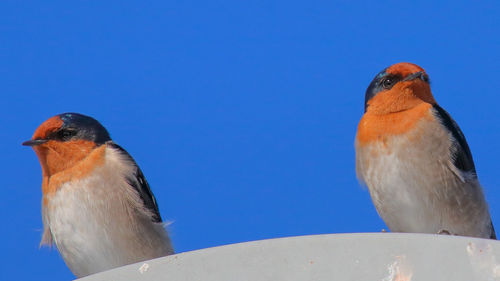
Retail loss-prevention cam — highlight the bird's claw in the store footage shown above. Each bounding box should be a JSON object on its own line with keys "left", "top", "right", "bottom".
{"left": 438, "top": 229, "right": 452, "bottom": 235}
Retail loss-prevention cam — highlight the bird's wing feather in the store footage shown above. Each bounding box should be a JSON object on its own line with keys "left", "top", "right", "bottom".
{"left": 107, "top": 142, "right": 162, "bottom": 223}
{"left": 431, "top": 104, "right": 476, "bottom": 178}
{"left": 490, "top": 222, "right": 497, "bottom": 239}
{"left": 432, "top": 104, "right": 496, "bottom": 239}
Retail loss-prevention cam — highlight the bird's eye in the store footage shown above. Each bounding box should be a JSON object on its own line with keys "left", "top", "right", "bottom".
{"left": 382, "top": 77, "right": 394, "bottom": 89}
{"left": 57, "top": 129, "right": 77, "bottom": 141}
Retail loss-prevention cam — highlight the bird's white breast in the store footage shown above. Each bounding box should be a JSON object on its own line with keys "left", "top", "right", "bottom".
{"left": 355, "top": 116, "right": 491, "bottom": 238}
{"left": 43, "top": 147, "right": 172, "bottom": 277}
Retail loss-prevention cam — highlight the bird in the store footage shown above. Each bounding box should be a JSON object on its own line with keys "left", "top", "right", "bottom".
{"left": 355, "top": 62, "right": 495, "bottom": 239}
{"left": 23, "top": 113, "right": 174, "bottom": 277}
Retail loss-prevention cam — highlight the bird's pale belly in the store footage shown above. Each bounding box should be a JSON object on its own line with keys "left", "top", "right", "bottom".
{"left": 356, "top": 120, "right": 491, "bottom": 238}
{"left": 364, "top": 149, "right": 452, "bottom": 233}
{"left": 44, "top": 178, "right": 171, "bottom": 277}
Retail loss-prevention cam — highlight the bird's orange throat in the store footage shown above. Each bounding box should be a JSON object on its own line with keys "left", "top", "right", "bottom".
{"left": 366, "top": 80, "right": 435, "bottom": 115}
{"left": 34, "top": 141, "right": 107, "bottom": 200}
{"left": 34, "top": 140, "right": 96, "bottom": 177}
{"left": 356, "top": 102, "right": 434, "bottom": 145}
{"left": 358, "top": 79, "right": 436, "bottom": 145}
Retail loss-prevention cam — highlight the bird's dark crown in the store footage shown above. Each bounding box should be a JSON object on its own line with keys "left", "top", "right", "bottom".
{"left": 55, "top": 113, "right": 111, "bottom": 144}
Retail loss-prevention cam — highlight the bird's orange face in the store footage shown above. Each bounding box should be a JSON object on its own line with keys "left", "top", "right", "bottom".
{"left": 24, "top": 113, "right": 111, "bottom": 198}
{"left": 356, "top": 63, "right": 438, "bottom": 145}
{"left": 364, "top": 62, "right": 435, "bottom": 115}
{"left": 25, "top": 116, "right": 97, "bottom": 177}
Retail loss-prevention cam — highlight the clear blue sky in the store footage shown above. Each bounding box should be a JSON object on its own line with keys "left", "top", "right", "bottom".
{"left": 2, "top": 1, "right": 499, "bottom": 280}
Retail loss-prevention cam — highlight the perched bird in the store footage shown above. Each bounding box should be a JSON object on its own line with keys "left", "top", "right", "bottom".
{"left": 355, "top": 62, "right": 495, "bottom": 239}
{"left": 23, "top": 113, "right": 174, "bottom": 277}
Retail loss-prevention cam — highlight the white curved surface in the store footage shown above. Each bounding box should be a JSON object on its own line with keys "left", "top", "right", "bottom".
{"left": 79, "top": 233, "right": 500, "bottom": 281}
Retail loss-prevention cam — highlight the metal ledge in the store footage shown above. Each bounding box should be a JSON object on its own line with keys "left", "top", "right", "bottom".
{"left": 79, "top": 233, "right": 500, "bottom": 281}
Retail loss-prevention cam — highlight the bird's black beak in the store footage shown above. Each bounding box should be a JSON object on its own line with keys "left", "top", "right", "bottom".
{"left": 403, "top": 71, "right": 426, "bottom": 82}
{"left": 22, "top": 139, "right": 48, "bottom": 146}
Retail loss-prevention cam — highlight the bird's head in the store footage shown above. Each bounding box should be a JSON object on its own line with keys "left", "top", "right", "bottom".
{"left": 23, "top": 113, "right": 111, "bottom": 177}
{"left": 364, "top": 62, "right": 435, "bottom": 114}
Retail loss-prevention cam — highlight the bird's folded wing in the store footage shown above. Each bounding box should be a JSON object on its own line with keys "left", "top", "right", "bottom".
{"left": 107, "top": 142, "right": 163, "bottom": 223}
{"left": 432, "top": 104, "right": 477, "bottom": 181}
